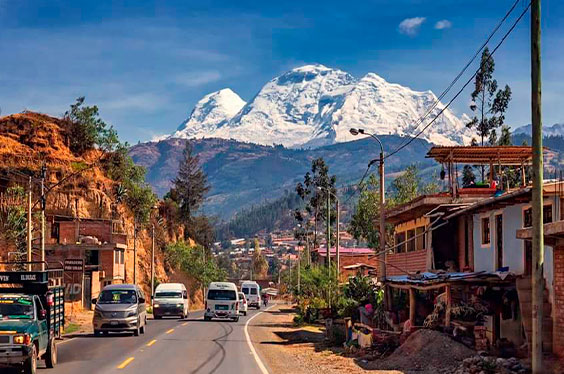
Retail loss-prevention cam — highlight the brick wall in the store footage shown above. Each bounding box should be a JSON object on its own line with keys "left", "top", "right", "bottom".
{"left": 386, "top": 249, "right": 428, "bottom": 276}
{"left": 553, "top": 246, "right": 564, "bottom": 357}
{"left": 50, "top": 220, "right": 117, "bottom": 245}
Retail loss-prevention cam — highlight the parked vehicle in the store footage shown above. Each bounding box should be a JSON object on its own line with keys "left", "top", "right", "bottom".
{"left": 92, "top": 284, "right": 147, "bottom": 336}
{"left": 241, "top": 281, "right": 261, "bottom": 309}
{"left": 237, "top": 292, "right": 248, "bottom": 316}
{"left": 0, "top": 263, "right": 64, "bottom": 374}
{"left": 153, "top": 283, "right": 189, "bottom": 319}
{"left": 204, "top": 282, "right": 239, "bottom": 322}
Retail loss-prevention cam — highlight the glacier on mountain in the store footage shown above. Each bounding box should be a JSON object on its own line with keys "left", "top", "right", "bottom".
{"left": 171, "top": 64, "right": 473, "bottom": 148}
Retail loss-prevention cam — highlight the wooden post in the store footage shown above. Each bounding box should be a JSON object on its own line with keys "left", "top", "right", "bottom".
{"left": 409, "top": 288, "right": 416, "bottom": 328}
{"left": 445, "top": 285, "right": 452, "bottom": 327}
{"left": 27, "top": 176, "right": 32, "bottom": 271}
{"left": 531, "top": 0, "right": 544, "bottom": 371}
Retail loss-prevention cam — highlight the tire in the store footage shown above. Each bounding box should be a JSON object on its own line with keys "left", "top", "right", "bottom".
{"left": 154, "top": 315, "right": 162, "bottom": 320}
{"left": 45, "top": 338, "right": 57, "bottom": 368}
{"left": 134, "top": 320, "right": 140, "bottom": 336}
{"left": 243, "top": 311, "right": 247, "bottom": 316}
{"left": 23, "top": 343, "right": 37, "bottom": 374}
{"left": 140, "top": 323, "right": 145, "bottom": 334}
{"left": 94, "top": 330, "right": 101, "bottom": 336}
{"left": 233, "top": 316, "right": 240, "bottom": 322}
{"left": 204, "top": 316, "right": 210, "bottom": 321}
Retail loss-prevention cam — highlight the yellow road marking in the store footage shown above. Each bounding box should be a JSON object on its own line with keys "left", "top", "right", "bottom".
{"left": 147, "top": 339, "right": 157, "bottom": 347}
{"left": 181, "top": 322, "right": 188, "bottom": 326}
{"left": 117, "top": 357, "right": 135, "bottom": 369}
{"left": 166, "top": 328, "right": 174, "bottom": 334}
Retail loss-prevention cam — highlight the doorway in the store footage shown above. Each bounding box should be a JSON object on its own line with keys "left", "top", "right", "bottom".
{"left": 495, "top": 214, "right": 503, "bottom": 270}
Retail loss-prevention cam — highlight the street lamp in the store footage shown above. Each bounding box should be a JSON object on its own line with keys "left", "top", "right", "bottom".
{"left": 350, "top": 128, "right": 386, "bottom": 281}
{"left": 317, "top": 186, "right": 340, "bottom": 275}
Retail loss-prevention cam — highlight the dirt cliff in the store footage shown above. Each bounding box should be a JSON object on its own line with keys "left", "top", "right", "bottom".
{"left": 0, "top": 111, "right": 203, "bottom": 307}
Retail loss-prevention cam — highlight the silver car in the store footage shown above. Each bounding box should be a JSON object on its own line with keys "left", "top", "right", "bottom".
{"left": 92, "top": 284, "right": 148, "bottom": 336}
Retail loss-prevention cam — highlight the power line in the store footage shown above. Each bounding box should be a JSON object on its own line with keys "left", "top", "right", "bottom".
{"left": 385, "top": 1, "right": 531, "bottom": 160}
{"left": 392, "top": 0, "right": 522, "bottom": 153}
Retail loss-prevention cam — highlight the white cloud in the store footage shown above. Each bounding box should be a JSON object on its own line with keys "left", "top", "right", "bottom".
{"left": 398, "top": 17, "right": 426, "bottom": 36}
{"left": 174, "top": 71, "right": 222, "bottom": 87}
{"left": 435, "top": 20, "right": 452, "bottom": 30}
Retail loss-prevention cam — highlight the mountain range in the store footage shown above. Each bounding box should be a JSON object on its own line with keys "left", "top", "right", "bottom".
{"left": 513, "top": 123, "right": 564, "bottom": 137}
{"left": 170, "top": 64, "right": 473, "bottom": 148}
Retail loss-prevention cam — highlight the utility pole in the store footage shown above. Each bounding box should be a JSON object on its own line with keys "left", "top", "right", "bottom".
{"left": 379, "top": 148, "right": 386, "bottom": 281}
{"left": 151, "top": 224, "right": 155, "bottom": 307}
{"left": 336, "top": 199, "right": 340, "bottom": 278}
{"left": 531, "top": 0, "right": 543, "bottom": 372}
{"left": 326, "top": 191, "right": 331, "bottom": 268}
{"left": 133, "top": 218, "right": 137, "bottom": 284}
{"left": 27, "top": 176, "right": 32, "bottom": 271}
{"left": 297, "top": 242, "right": 301, "bottom": 294}
{"left": 40, "top": 165, "right": 46, "bottom": 271}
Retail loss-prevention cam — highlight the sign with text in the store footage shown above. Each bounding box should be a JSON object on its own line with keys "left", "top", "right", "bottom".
{"left": 64, "top": 259, "right": 84, "bottom": 272}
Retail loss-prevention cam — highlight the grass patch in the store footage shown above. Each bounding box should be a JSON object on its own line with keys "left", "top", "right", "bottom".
{"left": 64, "top": 323, "right": 81, "bottom": 335}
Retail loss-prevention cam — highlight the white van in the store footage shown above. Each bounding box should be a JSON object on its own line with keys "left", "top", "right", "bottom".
{"left": 153, "top": 283, "right": 189, "bottom": 319}
{"left": 241, "top": 281, "right": 261, "bottom": 309}
{"left": 204, "top": 282, "right": 239, "bottom": 322}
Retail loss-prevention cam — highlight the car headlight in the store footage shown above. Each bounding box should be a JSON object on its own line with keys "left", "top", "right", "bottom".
{"left": 177, "top": 303, "right": 183, "bottom": 308}
{"left": 126, "top": 310, "right": 137, "bottom": 318}
{"left": 94, "top": 310, "right": 103, "bottom": 318}
{"left": 154, "top": 303, "right": 160, "bottom": 308}
{"left": 13, "top": 334, "right": 31, "bottom": 345}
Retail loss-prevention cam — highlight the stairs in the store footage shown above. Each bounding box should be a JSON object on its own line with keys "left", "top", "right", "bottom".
{"left": 516, "top": 276, "right": 553, "bottom": 352}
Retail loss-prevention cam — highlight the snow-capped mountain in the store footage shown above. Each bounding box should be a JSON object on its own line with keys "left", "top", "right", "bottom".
{"left": 171, "top": 88, "right": 246, "bottom": 139}
{"left": 172, "top": 64, "right": 473, "bottom": 147}
{"left": 513, "top": 123, "right": 564, "bottom": 137}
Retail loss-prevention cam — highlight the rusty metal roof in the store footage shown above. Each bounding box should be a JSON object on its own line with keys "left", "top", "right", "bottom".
{"left": 426, "top": 146, "right": 537, "bottom": 165}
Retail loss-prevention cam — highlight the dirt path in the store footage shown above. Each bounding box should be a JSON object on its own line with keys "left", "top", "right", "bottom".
{"left": 248, "top": 302, "right": 402, "bottom": 374}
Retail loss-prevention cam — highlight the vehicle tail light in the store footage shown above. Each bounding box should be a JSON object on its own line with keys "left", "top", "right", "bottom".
{"left": 235, "top": 303, "right": 239, "bottom": 310}
{"left": 46, "top": 294, "right": 54, "bottom": 307}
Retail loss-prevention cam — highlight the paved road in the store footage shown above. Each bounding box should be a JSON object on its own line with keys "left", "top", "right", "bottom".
{"left": 33, "top": 307, "right": 271, "bottom": 374}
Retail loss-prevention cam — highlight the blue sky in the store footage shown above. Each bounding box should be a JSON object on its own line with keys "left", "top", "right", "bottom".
{"left": 1, "top": 0, "right": 563, "bottom": 144}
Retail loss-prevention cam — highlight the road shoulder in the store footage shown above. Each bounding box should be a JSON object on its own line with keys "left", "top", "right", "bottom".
{"left": 247, "top": 303, "right": 400, "bottom": 374}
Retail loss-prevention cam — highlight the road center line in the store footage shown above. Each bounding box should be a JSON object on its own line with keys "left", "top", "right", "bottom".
{"left": 166, "top": 328, "right": 174, "bottom": 334}
{"left": 117, "top": 357, "right": 135, "bottom": 369}
{"left": 181, "top": 322, "right": 188, "bottom": 326}
{"left": 244, "top": 304, "right": 274, "bottom": 374}
{"left": 147, "top": 339, "right": 157, "bottom": 347}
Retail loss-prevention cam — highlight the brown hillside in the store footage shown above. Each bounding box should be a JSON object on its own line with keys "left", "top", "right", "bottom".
{"left": 0, "top": 111, "right": 203, "bottom": 306}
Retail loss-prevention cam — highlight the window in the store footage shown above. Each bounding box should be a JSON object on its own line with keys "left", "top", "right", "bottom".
{"left": 114, "top": 250, "right": 124, "bottom": 265}
{"left": 242, "top": 287, "right": 249, "bottom": 295}
{"left": 524, "top": 204, "right": 553, "bottom": 228}
{"left": 51, "top": 222, "right": 59, "bottom": 240}
{"left": 395, "top": 232, "right": 406, "bottom": 253}
{"left": 250, "top": 288, "right": 258, "bottom": 295}
{"left": 481, "top": 217, "right": 490, "bottom": 245}
{"left": 415, "top": 227, "right": 426, "bottom": 251}
{"left": 406, "top": 229, "right": 416, "bottom": 252}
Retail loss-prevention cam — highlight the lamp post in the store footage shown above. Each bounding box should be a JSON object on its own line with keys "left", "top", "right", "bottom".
{"left": 350, "top": 128, "right": 386, "bottom": 281}
{"left": 317, "top": 187, "right": 340, "bottom": 275}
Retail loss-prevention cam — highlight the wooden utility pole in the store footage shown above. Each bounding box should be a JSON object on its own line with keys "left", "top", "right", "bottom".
{"left": 40, "top": 165, "right": 46, "bottom": 271}
{"left": 151, "top": 224, "right": 155, "bottom": 307}
{"left": 379, "top": 149, "right": 386, "bottom": 281}
{"left": 133, "top": 218, "right": 137, "bottom": 284}
{"left": 335, "top": 199, "right": 340, "bottom": 277}
{"left": 27, "top": 176, "right": 32, "bottom": 271}
{"left": 326, "top": 192, "right": 331, "bottom": 268}
{"left": 531, "top": 0, "right": 543, "bottom": 372}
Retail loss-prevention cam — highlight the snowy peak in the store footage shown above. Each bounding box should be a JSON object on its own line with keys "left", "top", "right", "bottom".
{"left": 173, "top": 88, "right": 246, "bottom": 139}
{"left": 169, "top": 65, "right": 473, "bottom": 147}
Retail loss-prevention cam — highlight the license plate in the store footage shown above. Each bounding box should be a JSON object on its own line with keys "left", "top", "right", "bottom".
{"left": 110, "top": 321, "right": 118, "bottom": 326}
{"left": 165, "top": 312, "right": 171, "bottom": 315}
{"left": 215, "top": 305, "right": 228, "bottom": 310}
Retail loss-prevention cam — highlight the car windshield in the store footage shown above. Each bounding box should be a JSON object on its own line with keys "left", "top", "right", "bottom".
{"left": 242, "top": 287, "right": 249, "bottom": 294}
{"left": 155, "top": 292, "right": 182, "bottom": 298}
{"left": 98, "top": 290, "right": 137, "bottom": 304}
{"left": 0, "top": 297, "right": 34, "bottom": 319}
{"left": 207, "top": 289, "right": 236, "bottom": 301}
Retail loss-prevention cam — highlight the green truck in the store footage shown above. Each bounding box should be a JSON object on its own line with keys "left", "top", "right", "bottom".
{"left": 0, "top": 263, "right": 64, "bottom": 374}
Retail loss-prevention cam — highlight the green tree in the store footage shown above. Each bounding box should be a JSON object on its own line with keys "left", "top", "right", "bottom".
{"left": 171, "top": 141, "right": 210, "bottom": 226}
{"left": 295, "top": 158, "right": 336, "bottom": 246}
{"left": 389, "top": 165, "right": 420, "bottom": 205}
{"left": 466, "top": 48, "right": 512, "bottom": 147}
{"left": 462, "top": 165, "right": 476, "bottom": 187}
{"left": 166, "top": 241, "right": 226, "bottom": 289}
{"left": 0, "top": 187, "right": 27, "bottom": 265}
{"left": 125, "top": 182, "right": 157, "bottom": 225}
{"left": 64, "top": 97, "right": 118, "bottom": 154}
{"left": 349, "top": 174, "right": 381, "bottom": 248}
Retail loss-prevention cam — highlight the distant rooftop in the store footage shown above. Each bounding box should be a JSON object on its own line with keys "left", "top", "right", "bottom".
{"left": 312, "top": 247, "right": 374, "bottom": 256}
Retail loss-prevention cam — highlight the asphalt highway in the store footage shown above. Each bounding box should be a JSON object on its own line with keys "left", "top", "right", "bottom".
{"left": 35, "top": 307, "right": 271, "bottom": 374}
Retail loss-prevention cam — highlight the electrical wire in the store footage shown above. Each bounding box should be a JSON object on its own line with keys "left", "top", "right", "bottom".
{"left": 385, "top": 1, "right": 531, "bottom": 160}
{"left": 392, "top": 0, "right": 523, "bottom": 153}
